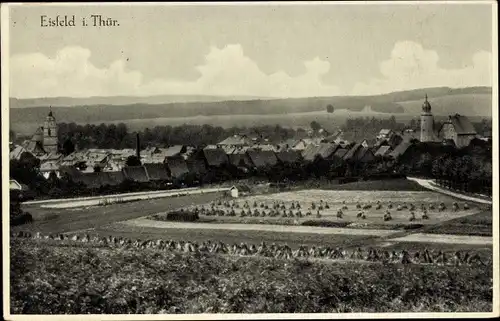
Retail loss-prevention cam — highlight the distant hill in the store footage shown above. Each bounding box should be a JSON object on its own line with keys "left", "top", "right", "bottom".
{"left": 9, "top": 86, "right": 492, "bottom": 135}
{"left": 9, "top": 94, "right": 274, "bottom": 109}
{"left": 397, "top": 93, "right": 492, "bottom": 117}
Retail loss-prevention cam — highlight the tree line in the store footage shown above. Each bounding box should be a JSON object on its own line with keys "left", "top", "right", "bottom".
{"left": 56, "top": 123, "right": 305, "bottom": 150}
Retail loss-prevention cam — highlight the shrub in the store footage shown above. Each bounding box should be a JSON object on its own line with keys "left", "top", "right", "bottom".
{"left": 11, "top": 212, "right": 33, "bottom": 226}
{"left": 165, "top": 210, "right": 199, "bottom": 222}
{"left": 403, "top": 223, "right": 424, "bottom": 230}
{"left": 301, "top": 220, "right": 350, "bottom": 228}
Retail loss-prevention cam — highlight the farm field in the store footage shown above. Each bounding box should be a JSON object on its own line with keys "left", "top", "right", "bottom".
{"left": 10, "top": 238, "right": 493, "bottom": 313}
{"left": 93, "top": 222, "right": 375, "bottom": 249}
{"left": 9, "top": 182, "right": 494, "bottom": 314}
{"left": 152, "top": 190, "right": 481, "bottom": 228}
{"left": 120, "top": 218, "right": 396, "bottom": 236}
{"left": 13, "top": 192, "right": 223, "bottom": 234}
{"left": 422, "top": 211, "right": 493, "bottom": 237}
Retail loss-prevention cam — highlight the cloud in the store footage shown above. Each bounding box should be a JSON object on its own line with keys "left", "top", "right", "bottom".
{"left": 351, "top": 41, "right": 492, "bottom": 95}
{"left": 10, "top": 44, "right": 340, "bottom": 99}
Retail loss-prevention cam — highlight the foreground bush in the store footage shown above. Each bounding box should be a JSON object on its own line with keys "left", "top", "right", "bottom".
{"left": 301, "top": 220, "right": 350, "bottom": 228}
{"left": 165, "top": 210, "right": 199, "bottom": 222}
{"left": 10, "top": 201, "right": 33, "bottom": 226}
{"left": 10, "top": 239, "right": 492, "bottom": 314}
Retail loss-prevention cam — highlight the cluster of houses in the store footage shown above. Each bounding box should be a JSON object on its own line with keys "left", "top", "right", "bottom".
{"left": 10, "top": 96, "right": 490, "bottom": 190}
{"left": 5, "top": 127, "right": 455, "bottom": 189}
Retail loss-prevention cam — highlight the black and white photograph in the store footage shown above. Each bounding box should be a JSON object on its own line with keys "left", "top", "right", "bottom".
{"left": 2, "top": 1, "right": 498, "bottom": 318}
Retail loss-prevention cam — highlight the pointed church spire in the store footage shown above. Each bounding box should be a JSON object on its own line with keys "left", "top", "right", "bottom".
{"left": 48, "top": 106, "right": 53, "bottom": 117}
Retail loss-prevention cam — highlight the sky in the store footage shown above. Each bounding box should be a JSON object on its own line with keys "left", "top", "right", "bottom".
{"left": 7, "top": 3, "right": 494, "bottom": 99}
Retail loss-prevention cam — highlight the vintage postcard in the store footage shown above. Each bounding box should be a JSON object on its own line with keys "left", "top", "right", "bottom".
{"left": 2, "top": 1, "right": 498, "bottom": 320}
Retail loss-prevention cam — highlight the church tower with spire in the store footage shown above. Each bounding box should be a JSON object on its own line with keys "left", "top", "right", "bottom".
{"left": 420, "top": 94, "right": 435, "bottom": 142}
{"left": 42, "top": 107, "right": 58, "bottom": 153}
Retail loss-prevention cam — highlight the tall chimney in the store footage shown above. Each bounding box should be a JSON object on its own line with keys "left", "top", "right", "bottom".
{"left": 136, "top": 133, "right": 140, "bottom": 159}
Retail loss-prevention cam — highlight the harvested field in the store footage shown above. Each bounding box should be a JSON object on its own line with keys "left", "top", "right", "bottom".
{"left": 10, "top": 238, "right": 493, "bottom": 313}
{"left": 122, "top": 218, "right": 396, "bottom": 236}
{"left": 153, "top": 190, "right": 480, "bottom": 227}
{"left": 95, "top": 223, "right": 375, "bottom": 249}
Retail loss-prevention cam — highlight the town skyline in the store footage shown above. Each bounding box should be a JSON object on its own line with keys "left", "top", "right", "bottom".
{"left": 8, "top": 3, "right": 493, "bottom": 99}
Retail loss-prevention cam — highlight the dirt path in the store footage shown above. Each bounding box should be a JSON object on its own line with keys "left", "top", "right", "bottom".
{"left": 407, "top": 177, "right": 492, "bottom": 205}
{"left": 27, "top": 187, "right": 229, "bottom": 209}
{"left": 389, "top": 233, "right": 492, "bottom": 245}
{"left": 122, "top": 218, "right": 397, "bottom": 237}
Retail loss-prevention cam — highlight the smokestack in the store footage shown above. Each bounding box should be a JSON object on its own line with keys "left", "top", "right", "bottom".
{"left": 136, "top": 133, "right": 140, "bottom": 159}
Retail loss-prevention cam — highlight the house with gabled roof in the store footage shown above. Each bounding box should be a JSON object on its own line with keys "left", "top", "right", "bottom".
{"left": 166, "top": 157, "right": 190, "bottom": 179}
{"left": 143, "top": 163, "right": 171, "bottom": 181}
{"left": 106, "top": 171, "right": 126, "bottom": 186}
{"left": 74, "top": 172, "right": 113, "bottom": 189}
{"left": 333, "top": 147, "right": 348, "bottom": 159}
{"left": 122, "top": 166, "right": 150, "bottom": 183}
{"left": 10, "top": 145, "right": 30, "bottom": 161}
{"left": 228, "top": 151, "right": 254, "bottom": 169}
{"left": 302, "top": 143, "right": 338, "bottom": 162}
{"left": 186, "top": 158, "right": 208, "bottom": 176}
{"left": 292, "top": 138, "right": 323, "bottom": 151}
{"left": 246, "top": 150, "right": 278, "bottom": 168}
{"left": 343, "top": 143, "right": 375, "bottom": 163}
{"left": 82, "top": 151, "right": 110, "bottom": 172}
{"left": 376, "top": 129, "right": 395, "bottom": 141}
{"left": 164, "top": 145, "right": 187, "bottom": 159}
{"left": 438, "top": 114, "right": 478, "bottom": 148}
{"left": 217, "top": 134, "right": 252, "bottom": 147}
{"left": 21, "top": 139, "right": 46, "bottom": 157}
{"left": 356, "top": 147, "right": 376, "bottom": 163}
{"left": 388, "top": 141, "right": 413, "bottom": 160}
{"left": 374, "top": 145, "right": 392, "bottom": 158}
{"left": 275, "top": 150, "right": 302, "bottom": 164}
{"left": 202, "top": 149, "right": 229, "bottom": 168}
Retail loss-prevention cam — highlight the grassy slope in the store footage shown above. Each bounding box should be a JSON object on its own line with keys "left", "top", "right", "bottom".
{"left": 422, "top": 211, "right": 492, "bottom": 237}
{"left": 15, "top": 192, "right": 222, "bottom": 234}
{"left": 296, "top": 178, "right": 430, "bottom": 191}
{"left": 10, "top": 239, "right": 493, "bottom": 313}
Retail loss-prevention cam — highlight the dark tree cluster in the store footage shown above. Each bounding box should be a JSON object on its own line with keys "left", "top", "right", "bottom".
{"left": 57, "top": 123, "right": 304, "bottom": 150}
